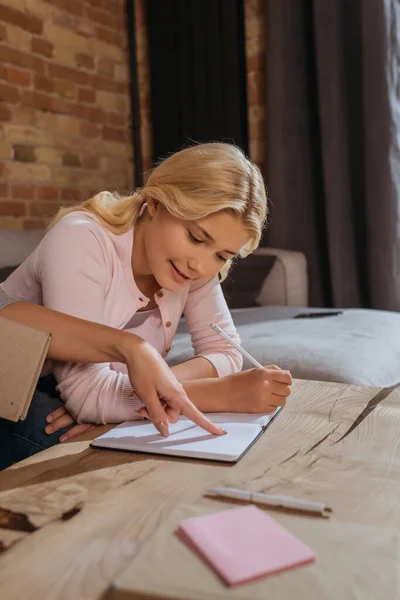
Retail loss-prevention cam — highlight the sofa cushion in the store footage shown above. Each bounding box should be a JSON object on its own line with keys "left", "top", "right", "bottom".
{"left": 168, "top": 307, "right": 400, "bottom": 388}
{"left": 0, "top": 228, "right": 45, "bottom": 269}
{"left": 221, "top": 254, "right": 276, "bottom": 309}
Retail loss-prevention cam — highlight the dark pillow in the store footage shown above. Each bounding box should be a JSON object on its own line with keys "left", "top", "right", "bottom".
{"left": 0, "top": 266, "right": 17, "bottom": 284}
{"left": 221, "top": 254, "right": 276, "bottom": 309}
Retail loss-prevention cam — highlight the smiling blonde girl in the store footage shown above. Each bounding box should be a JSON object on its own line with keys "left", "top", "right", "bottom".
{"left": 1, "top": 142, "right": 291, "bottom": 451}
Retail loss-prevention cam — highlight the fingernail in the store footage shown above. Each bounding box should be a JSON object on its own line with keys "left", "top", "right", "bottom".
{"left": 47, "top": 415, "right": 53, "bottom": 423}
{"left": 219, "top": 428, "right": 227, "bottom": 435}
{"left": 45, "top": 426, "right": 52, "bottom": 434}
{"left": 158, "top": 421, "right": 169, "bottom": 437}
{"left": 60, "top": 435, "right": 67, "bottom": 443}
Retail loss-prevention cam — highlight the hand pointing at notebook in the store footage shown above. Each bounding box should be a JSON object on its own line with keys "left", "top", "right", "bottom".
{"left": 46, "top": 339, "right": 227, "bottom": 441}
{"left": 45, "top": 339, "right": 291, "bottom": 441}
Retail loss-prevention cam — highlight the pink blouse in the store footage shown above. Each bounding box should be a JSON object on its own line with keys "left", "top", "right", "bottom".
{"left": 1, "top": 212, "right": 243, "bottom": 424}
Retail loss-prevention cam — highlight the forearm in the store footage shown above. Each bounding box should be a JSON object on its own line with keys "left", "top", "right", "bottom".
{"left": 171, "top": 356, "right": 218, "bottom": 381}
{"left": 171, "top": 358, "right": 240, "bottom": 412}
{"left": 1, "top": 301, "right": 138, "bottom": 365}
{"left": 180, "top": 377, "right": 231, "bottom": 412}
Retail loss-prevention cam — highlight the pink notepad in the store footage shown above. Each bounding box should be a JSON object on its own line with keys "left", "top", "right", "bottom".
{"left": 176, "top": 504, "right": 315, "bottom": 586}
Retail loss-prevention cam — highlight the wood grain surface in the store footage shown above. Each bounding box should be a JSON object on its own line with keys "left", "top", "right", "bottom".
{"left": 0, "top": 379, "right": 398, "bottom": 600}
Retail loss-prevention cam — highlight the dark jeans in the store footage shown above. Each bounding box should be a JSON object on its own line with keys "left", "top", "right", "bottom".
{"left": 0, "top": 375, "right": 75, "bottom": 470}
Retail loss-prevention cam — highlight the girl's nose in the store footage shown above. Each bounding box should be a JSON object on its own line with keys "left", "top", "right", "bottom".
{"left": 188, "top": 258, "right": 208, "bottom": 279}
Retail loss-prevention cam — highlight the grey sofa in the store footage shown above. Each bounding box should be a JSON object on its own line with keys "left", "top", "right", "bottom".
{"left": 169, "top": 247, "right": 400, "bottom": 388}
{"left": 1, "top": 228, "right": 400, "bottom": 388}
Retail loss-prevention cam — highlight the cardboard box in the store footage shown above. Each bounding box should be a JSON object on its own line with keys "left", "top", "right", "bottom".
{"left": 0, "top": 317, "right": 51, "bottom": 422}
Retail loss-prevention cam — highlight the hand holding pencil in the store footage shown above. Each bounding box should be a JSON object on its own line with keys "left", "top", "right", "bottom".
{"left": 211, "top": 324, "right": 293, "bottom": 413}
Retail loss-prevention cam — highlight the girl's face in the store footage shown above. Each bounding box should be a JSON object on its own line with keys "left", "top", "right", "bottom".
{"left": 143, "top": 200, "right": 250, "bottom": 291}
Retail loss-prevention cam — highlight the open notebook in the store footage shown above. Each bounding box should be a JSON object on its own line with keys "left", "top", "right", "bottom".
{"left": 91, "top": 408, "right": 282, "bottom": 463}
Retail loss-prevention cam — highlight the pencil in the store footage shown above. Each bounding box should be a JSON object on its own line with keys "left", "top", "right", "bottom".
{"left": 210, "top": 323, "right": 264, "bottom": 369}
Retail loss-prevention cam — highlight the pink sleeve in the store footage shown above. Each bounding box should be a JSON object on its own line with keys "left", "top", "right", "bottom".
{"left": 34, "top": 216, "right": 142, "bottom": 424}
{"left": 183, "top": 276, "right": 243, "bottom": 377}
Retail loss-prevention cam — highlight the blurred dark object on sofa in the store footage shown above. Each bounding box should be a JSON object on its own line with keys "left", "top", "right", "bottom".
{"left": 221, "top": 254, "right": 276, "bottom": 309}
{"left": 0, "top": 266, "right": 17, "bottom": 284}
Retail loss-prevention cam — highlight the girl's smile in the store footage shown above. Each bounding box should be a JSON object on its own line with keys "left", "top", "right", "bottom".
{"left": 169, "top": 260, "right": 191, "bottom": 283}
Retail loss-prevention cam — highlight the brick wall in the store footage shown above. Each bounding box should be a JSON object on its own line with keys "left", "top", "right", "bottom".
{"left": 244, "top": 0, "right": 266, "bottom": 174}
{"left": 0, "top": 0, "right": 134, "bottom": 230}
{"left": 0, "top": 0, "right": 265, "bottom": 230}
{"left": 135, "top": 0, "right": 152, "bottom": 174}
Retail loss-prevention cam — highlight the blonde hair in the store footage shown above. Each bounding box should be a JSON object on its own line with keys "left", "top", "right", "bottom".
{"left": 50, "top": 142, "right": 268, "bottom": 279}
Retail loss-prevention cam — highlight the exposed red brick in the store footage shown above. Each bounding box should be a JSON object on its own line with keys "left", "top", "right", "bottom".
{"left": 54, "top": 80, "right": 76, "bottom": 98}
{"left": 82, "top": 155, "right": 99, "bottom": 169}
{"left": 71, "top": 104, "right": 106, "bottom": 123}
{"left": 0, "top": 105, "right": 12, "bottom": 121}
{"left": 247, "top": 71, "right": 265, "bottom": 106}
{"left": 76, "top": 53, "right": 94, "bottom": 70}
{"left": 80, "top": 121, "right": 100, "bottom": 138}
{"left": 61, "top": 187, "right": 84, "bottom": 202}
{"left": 21, "top": 91, "right": 69, "bottom": 114}
{"left": 14, "top": 144, "right": 36, "bottom": 163}
{"left": 29, "top": 201, "right": 59, "bottom": 218}
{"left": 31, "top": 37, "right": 53, "bottom": 58}
{"left": 11, "top": 183, "right": 35, "bottom": 199}
{"left": 76, "top": 18, "right": 96, "bottom": 37}
{"left": 64, "top": 0, "right": 84, "bottom": 16}
{"left": 53, "top": 9, "right": 76, "bottom": 30}
{"left": 62, "top": 152, "right": 81, "bottom": 167}
{"left": 0, "top": 5, "right": 43, "bottom": 34}
{"left": 43, "top": 0, "right": 83, "bottom": 17}
{"left": 6, "top": 66, "right": 31, "bottom": 88}
{"left": 49, "top": 63, "right": 90, "bottom": 86}
{"left": 0, "top": 1, "right": 134, "bottom": 223}
{"left": 85, "top": 6, "right": 120, "bottom": 28}
{"left": 246, "top": 52, "right": 265, "bottom": 72}
{"left": 38, "top": 185, "right": 60, "bottom": 201}
{"left": 0, "top": 82, "right": 20, "bottom": 104}
{"left": 34, "top": 74, "right": 54, "bottom": 93}
{"left": 97, "top": 57, "right": 114, "bottom": 77}
{"left": 95, "top": 26, "right": 123, "bottom": 47}
{"left": 0, "top": 46, "right": 45, "bottom": 74}
{"left": 85, "top": 0, "right": 106, "bottom": 7}
{"left": 117, "top": 81, "right": 129, "bottom": 94}
{"left": 78, "top": 87, "right": 96, "bottom": 103}
{"left": 102, "top": 126, "right": 127, "bottom": 142}
{"left": 91, "top": 74, "right": 115, "bottom": 93}
{"left": 108, "top": 112, "right": 126, "bottom": 127}
{"left": 0, "top": 201, "right": 25, "bottom": 217}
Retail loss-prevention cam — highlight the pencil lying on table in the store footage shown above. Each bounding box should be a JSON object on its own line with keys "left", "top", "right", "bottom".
{"left": 206, "top": 486, "right": 333, "bottom": 518}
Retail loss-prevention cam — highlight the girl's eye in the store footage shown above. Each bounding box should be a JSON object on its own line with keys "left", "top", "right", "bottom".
{"left": 188, "top": 231, "right": 202, "bottom": 244}
{"left": 216, "top": 254, "right": 227, "bottom": 263}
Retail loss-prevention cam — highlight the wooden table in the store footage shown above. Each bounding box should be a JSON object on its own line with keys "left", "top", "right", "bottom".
{"left": 0, "top": 379, "right": 399, "bottom": 599}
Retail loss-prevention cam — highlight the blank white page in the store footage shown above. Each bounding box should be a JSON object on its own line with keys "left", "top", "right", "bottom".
{"left": 92, "top": 419, "right": 264, "bottom": 462}
{"left": 180, "top": 408, "right": 281, "bottom": 427}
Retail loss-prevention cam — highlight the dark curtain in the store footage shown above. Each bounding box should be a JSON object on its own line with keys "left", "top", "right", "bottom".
{"left": 264, "top": 0, "right": 400, "bottom": 310}
{"left": 146, "top": 0, "right": 248, "bottom": 161}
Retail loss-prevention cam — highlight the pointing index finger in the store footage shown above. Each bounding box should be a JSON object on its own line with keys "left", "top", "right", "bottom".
{"left": 176, "top": 391, "right": 226, "bottom": 436}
